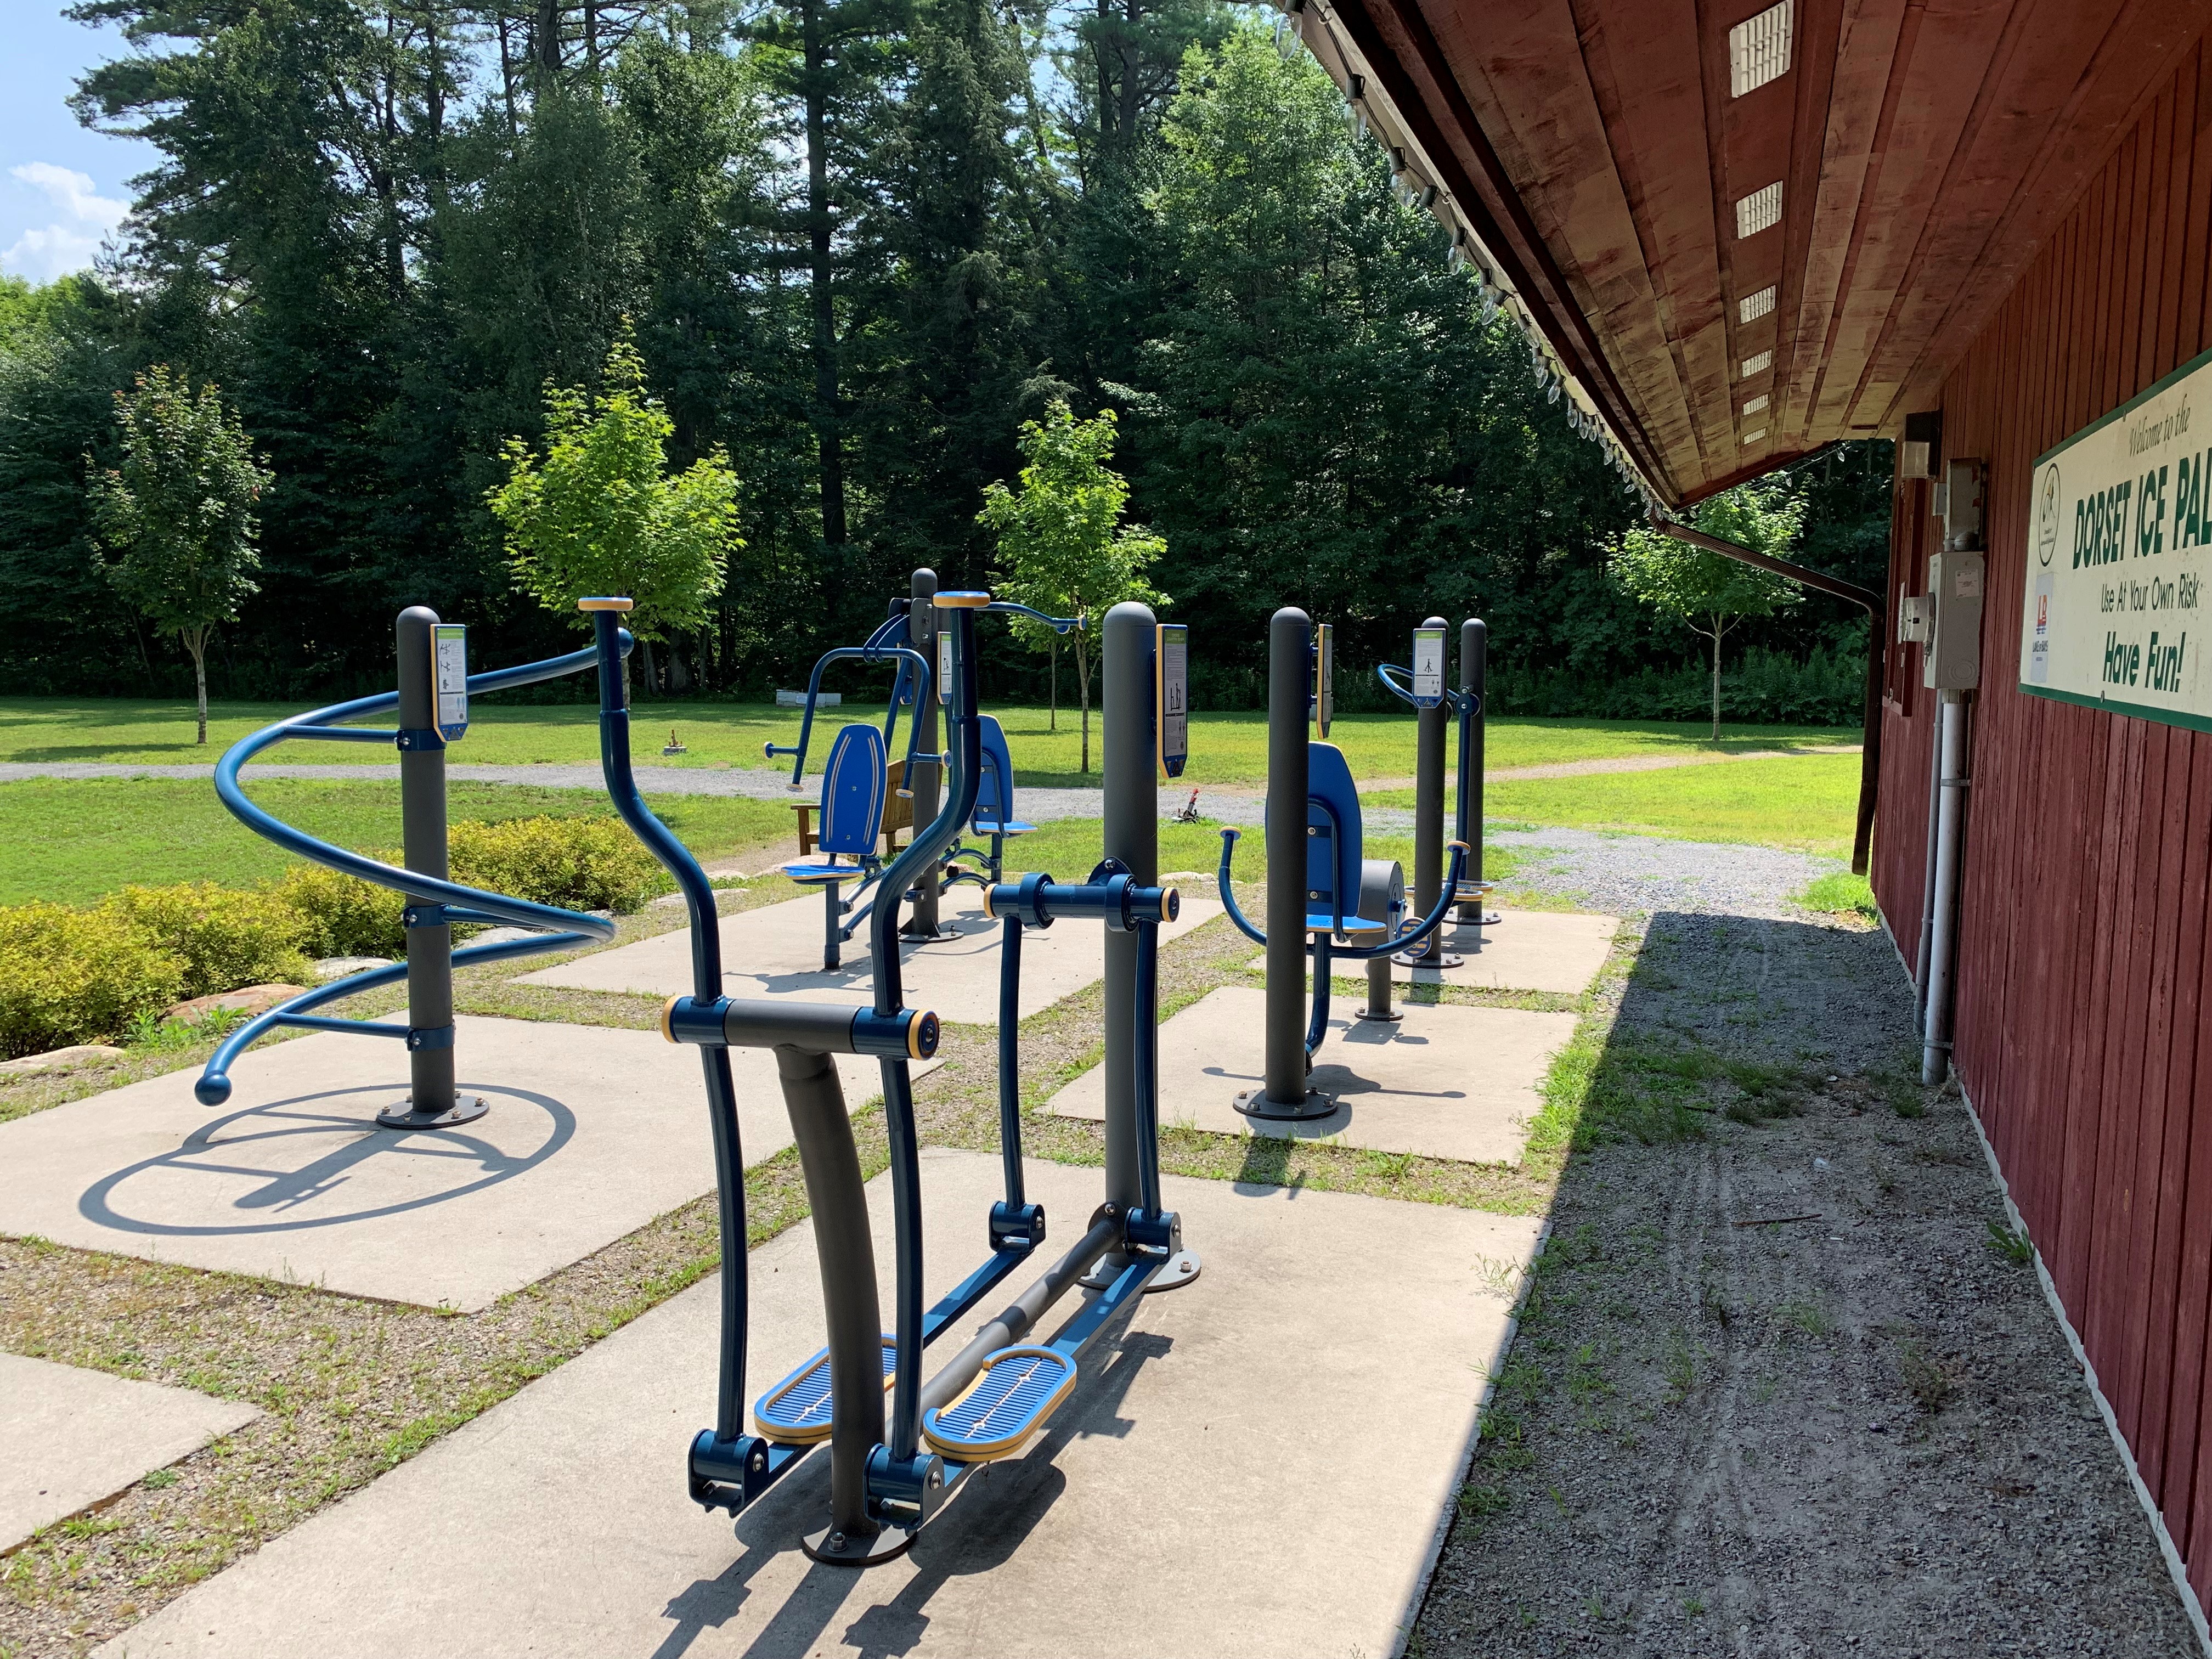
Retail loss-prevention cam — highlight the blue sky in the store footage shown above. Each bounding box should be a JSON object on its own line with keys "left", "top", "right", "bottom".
{"left": 1, "top": 4, "right": 159, "bottom": 284}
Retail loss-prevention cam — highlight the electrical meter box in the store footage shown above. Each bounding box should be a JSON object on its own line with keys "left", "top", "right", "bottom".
{"left": 1924, "top": 549, "right": 1985, "bottom": 690}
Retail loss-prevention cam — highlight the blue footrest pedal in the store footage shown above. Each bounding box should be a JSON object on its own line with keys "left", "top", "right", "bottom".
{"left": 754, "top": 1336, "right": 897, "bottom": 1444}
{"left": 921, "top": 1345, "right": 1077, "bottom": 1462}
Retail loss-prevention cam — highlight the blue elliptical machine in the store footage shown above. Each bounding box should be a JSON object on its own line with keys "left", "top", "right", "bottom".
{"left": 1218, "top": 607, "right": 1470, "bottom": 1121}
{"left": 599, "top": 590, "right": 1191, "bottom": 1566}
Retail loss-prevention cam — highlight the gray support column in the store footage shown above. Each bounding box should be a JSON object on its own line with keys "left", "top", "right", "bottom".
{"left": 1402, "top": 614, "right": 1459, "bottom": 968}
{"left": 1101, "top": 603, "right": 1157, "bottom": 1215}
{"left": 1234, "top": 608, "right": 1331, "bottom": 1118}
{"left": 780, "top": 1044, "right": 893, "bottom": 1561}
{"left": 1457, "top": 618, "right": 1489, "bottom": 927}
{"left": 381, "top": 607, "right": 480, "bottom": 1130}
{"left": 901, "top": 568, "right": 950, "bottom": 940}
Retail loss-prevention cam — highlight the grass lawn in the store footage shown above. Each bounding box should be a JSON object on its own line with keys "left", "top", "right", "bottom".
{"left": 0, "top": 695, "right": 1854, "bottom": 787}
{"left": 1367, "top": 751, "right": 1864, "bottom": 859}
{"left": 0, "top": 778, "right": 793, "bottom": 906}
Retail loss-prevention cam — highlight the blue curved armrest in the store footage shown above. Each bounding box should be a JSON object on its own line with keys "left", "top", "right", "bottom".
{"left": 983, "top": 601, "right": 1081, "bottom": 634}
{"left": 1375, "top": 663, "right": 1420, "bottom": 708}
{"left": 1215, "top": 828, "right": 1266, "bottom": 946}
{"left": 1334, "top": 842, "right": 1472, "bottom": 961}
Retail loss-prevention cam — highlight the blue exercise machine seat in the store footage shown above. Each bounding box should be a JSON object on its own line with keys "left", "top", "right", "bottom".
{"left": 1288, "top": 742, "right": 1384, "bottom": 935}
{"left": 972, "top": 716, "right": 1035, "bottom": 837}
{"left": 779, "top": 723, "right": 889, "bottom": 885}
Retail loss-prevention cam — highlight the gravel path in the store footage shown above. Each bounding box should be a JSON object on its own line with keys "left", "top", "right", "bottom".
{"left": 1487, "top": 826, "right": 1843, "bottom": 921}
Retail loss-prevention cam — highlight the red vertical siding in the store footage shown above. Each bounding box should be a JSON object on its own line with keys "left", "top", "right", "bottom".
{"left": 1870, "top": 39, "right": 2212, "bottom": 1603}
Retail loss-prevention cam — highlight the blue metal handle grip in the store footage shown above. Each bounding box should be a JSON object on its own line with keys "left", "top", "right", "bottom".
{"left": 1216, "top": 828, "right": 1266, "bottom": 946}
{"left": 1375, "top": 662, "right": 1420, "bottom": 708}
{"left": 983, "top": 601, "right": 1081, "bottom": 634}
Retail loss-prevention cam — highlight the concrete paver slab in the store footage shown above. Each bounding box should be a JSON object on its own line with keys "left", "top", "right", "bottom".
{"left": 101, "top": 1149, "right": 1541, "bottom": 1659}
{"left": 1249, "top": 910, "right": 1618, "bottom": 997}
{"left": 1, "top": 1353, "right": 257, "bottom": 1551}
{"left": 0, "top": 1017, "right": 931, "bottom": 1310}
{"left": 522, "top": 887, "right": 1223, "bottom": 1024}
{"left": 1051, "top": 986, "right": 1575, "bottom": 1164}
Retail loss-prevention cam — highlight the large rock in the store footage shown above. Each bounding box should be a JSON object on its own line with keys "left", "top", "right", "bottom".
{"left": 0, "top": 1043, "right": 126, "bottom": 1075}
{"left": 312, "top": 956, "right": 396, "bottom": 983}
{"left": 163, "top": 984, "right": 307, "bottom": 1024}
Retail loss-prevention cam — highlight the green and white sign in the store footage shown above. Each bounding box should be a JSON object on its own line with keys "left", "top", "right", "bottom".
{"left": 2021, "top": 344, "right": 2212, "bottom": 729}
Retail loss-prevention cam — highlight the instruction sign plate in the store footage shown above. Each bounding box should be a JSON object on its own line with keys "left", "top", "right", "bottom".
{"left": 1314, "top": 623, "right": 1334, "bottom": 738}
{"left": 1158, "top": 624, "right": 1188, "bottom": 778}
{"left": 1412, "top": 626, "right": 1446, "bottom": 708}
{"left": 435, "top": 624, "right": 468, "bottom": 742}
{"left": 938, "top": 630, "right": 954, "bottom": 703}
{"left": 2020, "top": 342, "right": 2212, "bottom": 729}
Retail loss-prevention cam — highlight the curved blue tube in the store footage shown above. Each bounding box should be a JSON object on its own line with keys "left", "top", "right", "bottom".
{"left": 1375, "top": 662, "right": 1419, "bottom": 708}
{"left": 983, "top": 601, "right": 1081, "bottom": 634}
{"left": 1331, "top": 843, "right": 1472, "bottom": 963}
{"left": 764, "top": 645, "right": 935, "bottom": 789}
{"left": 195, "top": 930, "right": 596, "bottom": 1105}
{"left": 1216, "top": 829, "right": 1267, "bottom": 947}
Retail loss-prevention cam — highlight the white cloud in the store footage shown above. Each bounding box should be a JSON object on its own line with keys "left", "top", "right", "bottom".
{"left": 3, "top": 162, "right": 129, "bottom": 283}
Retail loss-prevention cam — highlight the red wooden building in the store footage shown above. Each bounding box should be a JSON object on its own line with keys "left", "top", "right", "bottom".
{"left": 1287, "top": 0, "right": 2212, "bottom": 1618}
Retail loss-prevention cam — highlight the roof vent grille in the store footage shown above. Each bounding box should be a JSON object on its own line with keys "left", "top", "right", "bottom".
{"left": 1741, "top": 349, "right": 1773, "bottom": 377}
{"left": 1740, "top": 286, "right": 1776, "bottom": 323}
{"left": 1735, "top": 182, "right": 1783, "bottom": 238}
{"left": 1729, "top": 1, "right": 1793, "bottom": 97}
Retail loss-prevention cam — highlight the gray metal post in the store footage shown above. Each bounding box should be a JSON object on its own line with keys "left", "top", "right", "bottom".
{"left": 1456, "top": 618, "right": 1491, "bottom": 929}
{"left": 1101, "top": 603, "right": 1156, "bottom": 1215}
{"left": 1235, "top": 608, "right": 1332, "bottom": 1118}
{"left": 1401, "top": 614, "right": 1459, "bottom": 968}
{"left": 778, "top": 1045, "right": 896, "bottom": 1563}
{"left": 901, "top": 568, "right": 950, "bottom": 940}
{"left": 381, "top": 606, "right": 482, "bottom": 1130}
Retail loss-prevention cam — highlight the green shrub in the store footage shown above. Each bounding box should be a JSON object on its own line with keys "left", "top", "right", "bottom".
{"left": 448, "top": 816, "right": 667, "bottom": 914}
{"left": 269, "top": 862, "right": 408, "bottom": 958}
{"left": 103, "top": 882, "right": 314, "bottom": 999}
{"left": 0, "top": 904, "right": 186, "bottom": 1058}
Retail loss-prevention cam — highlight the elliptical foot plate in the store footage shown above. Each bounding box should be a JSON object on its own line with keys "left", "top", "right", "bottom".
{"left": 754, "top": 1336, "right": 898, "bottom": 1444}
{"left": 922, "top": 1345, "right": 1076, "bottom": 1462}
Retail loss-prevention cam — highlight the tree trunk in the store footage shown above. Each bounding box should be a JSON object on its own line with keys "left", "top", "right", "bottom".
{"left": 803, "top": 0, "right": 847, "bottom": 607}
{"left": 186, "top": 627, "right": 210, "bottom": 745}
{"left": 1049, "top": 635, "right": 1058, "bottom": 731}
{"left": 1077, "top": 634, "right": 1091, "bottom": 774}
{"left": 1709, "top": 624, "right": 1722, "bottom": 741}
{"left": 639, "top": 636, "right": 659, "bottom": 698}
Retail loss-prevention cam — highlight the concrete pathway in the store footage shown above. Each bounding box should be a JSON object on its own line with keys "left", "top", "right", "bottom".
{"left": 0, "top": 1015, "right": 932, "bottom": 1310}
{"left": 1051, "top": 986, "right": 1577, "bottom": 1165}
{"left": 2, "top": 1355, "right": 256, "bottom": 1551}
{"left": 97, "top": 1149, "right": 1542, "bottom": 1659}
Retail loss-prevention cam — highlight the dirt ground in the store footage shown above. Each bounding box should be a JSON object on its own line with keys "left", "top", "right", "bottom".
{"left": 1415, "top": 907, "right": 2204, "bottom": 1657}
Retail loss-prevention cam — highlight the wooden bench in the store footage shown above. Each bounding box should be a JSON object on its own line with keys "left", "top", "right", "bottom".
{"left": 791, "top": 758, "right": 911, "bottom": 860}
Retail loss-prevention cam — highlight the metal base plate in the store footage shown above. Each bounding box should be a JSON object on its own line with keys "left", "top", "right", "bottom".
{"left": 1233, "top": 1087, "right": 1339, "bottom": 1122}
{"left": 1392, "top": 950, "right": 1464, "bottom": 968}
{"left": 802, "top": 1521, "right": 916, "bottom": 1568}
{"left": 898, "top": 922, "right": 961, "bottom": 944}
{"left": 1455, "top": 912, "right": 1503, "bottom": 927}
{"left": 1144, "top": 1249, "right": 1202, "bottom": 1293}
{"left": 375, "top": 1096, "right": 488, "bottom": 1130}
{"left": 1355, "top": 1007, "right": 1404, "bottom": 1024}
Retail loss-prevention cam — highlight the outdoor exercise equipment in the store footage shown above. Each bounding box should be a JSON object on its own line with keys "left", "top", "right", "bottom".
{"left": 1374, "top": 615, "right": 1500, "bottom": 994}
{"left": 1217, "top": 607, "right": 1471, "bottom": 1121}
{"left": 766, "top": 592, "right": 939, "bottom": 969}
{"left": 623, "top": 589, "right": 1193, "bottom": 1566}
{"left": 194, "top": 607, "right": 624, "bottom": 1121}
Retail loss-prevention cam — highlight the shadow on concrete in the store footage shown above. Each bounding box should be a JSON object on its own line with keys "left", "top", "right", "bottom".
{"left": 77, "top": 1084, "right": 574, "bottom": 1237}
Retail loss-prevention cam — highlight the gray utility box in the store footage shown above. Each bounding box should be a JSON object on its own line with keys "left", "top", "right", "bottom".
{"left": 1924, "top": 549, "right": 1985, "bottom": 690}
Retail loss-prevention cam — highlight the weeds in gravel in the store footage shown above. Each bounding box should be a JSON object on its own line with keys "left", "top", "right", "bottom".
{"left": 1986, "top": 1221, "right": 2035, "bottom": 1265}
{"left": 1898, "top": 1344, "right": 1953, "bottom": 1414}
{"left": 1776, "top": 1296, "right": 1832, "bottom": 1338}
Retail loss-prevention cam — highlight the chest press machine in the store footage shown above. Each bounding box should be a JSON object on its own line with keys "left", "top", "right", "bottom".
{"left": 1217, "top": 607, "right": 1471, "bottom": 1121}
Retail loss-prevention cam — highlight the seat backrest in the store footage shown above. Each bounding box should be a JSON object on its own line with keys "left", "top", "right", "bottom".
{"left": 973, "top": 715, "right": 1017, "bottom": 831}
{"left": 817, "top": 723, "right": 888, "bottom": 857}
{"left": 1300, "top": 742, "right": 1363, "bottom": 919}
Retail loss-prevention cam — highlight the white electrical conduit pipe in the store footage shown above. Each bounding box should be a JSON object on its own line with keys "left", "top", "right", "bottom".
{"left": 1922, "top": 690, "right": 1972, "bottom": 1084}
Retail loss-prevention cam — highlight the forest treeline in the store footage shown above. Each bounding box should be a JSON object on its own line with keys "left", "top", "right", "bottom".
{"left": 0, "top": 0, "right": 1890, "bottom": 714}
